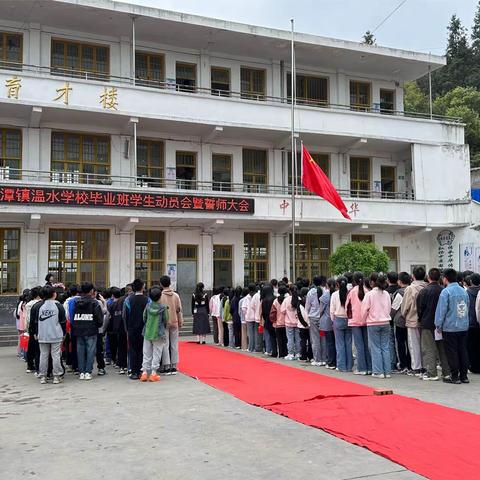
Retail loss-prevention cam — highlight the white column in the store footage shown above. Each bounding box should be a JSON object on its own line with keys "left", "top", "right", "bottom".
{"left": 272, "top": 60, "right": 281, "bottom": 98}
{"left": 200, "top": 143, "right": 212, "bottom": 184}
{"left": 272, "top": 149, "right": 283, "bottom": 190}
{"left": 271, "top": 233, "right": 287, "bottom": 279}
{"left": 336, "top": 72, "right": 347, "bottom": 106}
{"left": 39, "top": 128, "right": 51, "bottom": 172}
{"left": 119, "top": 36, "right": 132, "bottom": 79}
{"left": 199, "top": 51, "right": 210, "bottom": 90}
{"left": 25, "top": 230, "right": 40, "bottom": 288}
{"left": 24, "top": 128, "right": 40, "bottom": 172}
{"left": 28, "top": 23, "right": 41, "bottom": 66}
{"left": 116, "top": 231, "right": 134, "bottom": 287}
{"left": 201, "top": 232, "right": 213, "bottom": 290}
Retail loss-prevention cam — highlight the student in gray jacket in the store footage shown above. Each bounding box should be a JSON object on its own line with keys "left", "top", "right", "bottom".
{"left": 31, "top": 285, "right": 66, "bottom": 384}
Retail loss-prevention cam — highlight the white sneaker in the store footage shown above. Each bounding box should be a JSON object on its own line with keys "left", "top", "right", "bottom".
{"left": 371, "top": 373, "right": 385, "bottom": 379}
{"left": 354, "top": 371, "right": 367, "bottom": 375}
{"left": 326, "top": 365, "right": 336, "bottom": 369}
{"left": 53, "top": 376, "right": 62, "bottom": 384}
{"left": 385, "top": 374, "right": 392, "bottom": 378}
{"left": 285, "top": 354, "right": 295, "bottom": 361}
{"left": 79, "top": 373, "right": 85, "bottom": 380}
{"left": 320, "top": 362, "right": 326, "bottom": 366}
{"left": 294, "top": 354, "right": 301, "bottom": 360}
{"left": 84, "top": 373, "right": 92, "bottom": 380}
{"left": 40, "top": 376, "right": 47, "bottom": 384}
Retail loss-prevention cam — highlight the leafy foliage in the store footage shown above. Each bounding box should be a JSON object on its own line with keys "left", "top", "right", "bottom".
{"left": 403, "top": 81, "right": 429, "bottom": 115}
{"left": 362, "top": 31, "right": 376, "bottom": 45}
{"left": 434, "top": 87, "right": 480, "bottom": 166}
{"left": 329, "top": 242, "right": 390, "bottom": 276}
{"left": 405, "top": 5, "right": 480, "bottom": 167}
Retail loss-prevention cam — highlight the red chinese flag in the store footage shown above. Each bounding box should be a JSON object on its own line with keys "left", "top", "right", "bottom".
{"left": 302, "top": 145, "right": 351, "bottom": 220}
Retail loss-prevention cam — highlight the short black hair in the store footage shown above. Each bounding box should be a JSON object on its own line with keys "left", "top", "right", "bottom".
{"left": 270, "top": 278, "right": 278, "bottom": 287}
{"left": 387, "top": 271, "right": 398, "bottom": 284}
{"left": 30, "top": 286, "right": 42, "bottom": 299}
{"left": 398, "top": 272, "right": 412, "bottom": 286}
{"left": 443, "top": 268, "right": 458, "bottom": 284}
{"left": 248, "top": 283, "right": 256, "bottom": 293}
{"left": 281, "top": 277, "right": 289, "bottom": 284}
{"left": 470, "top": 273, "right": 480, "bottom": 286}
{"left": 42, "top": 285, "right": 56, "bottom": 299}
{"left": 68, "top": 284, "right": 79, "bottom": 296}
{"left": 413, "top": 266, "right": 426, "bottom": 281}
{"left": 160, "top": 275, "right": 171, "bottom": 288}
{"left": 428, "top": 268, "right": 441, "bottom": 283}
{"left": 45, "top": 273, "right": 53, "bottom": 282}
{"left": 149, "top": 287, "right": 162, "bottom": 302}
{"left": 111, "top": 287, "right": 122, "bottom": 299}
{"left": 80, "top": 282, "right": 95, "bottom": 295}
{"left": 313, "top": 275, "right": 326, "bottom": 287}
{"left": 132, "top": 279, "right": 144, "bottom": 292}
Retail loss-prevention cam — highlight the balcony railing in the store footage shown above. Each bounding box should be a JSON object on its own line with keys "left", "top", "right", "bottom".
{"left": 0, "top": 62, "right": 461, "bottom": 124}
{"left": 0, "top": 168, "right": 415, "bottom": 200}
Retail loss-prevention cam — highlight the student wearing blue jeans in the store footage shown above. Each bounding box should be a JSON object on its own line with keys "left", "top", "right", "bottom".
{"left": 333, "top": 317, "right": 353, "bottom": 371}
{"left": 352, "top": 326, "right": 372, "bottom": 373}
{"left": 361, "top": 274, "right": 393, "bottom": 378}
{"left": 72, "top": 282, "right": 104, "bottom": 380}
{"left": 368, "top": 324, "right": 391, "bottom": 376}
{"left": 77, "top": 335, "right": 97, "bottom": 376}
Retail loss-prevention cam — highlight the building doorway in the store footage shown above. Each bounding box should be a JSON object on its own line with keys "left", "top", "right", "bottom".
{"left": 214, "top": 245, "right": 233, "bottom": 288}
{"left": 177, "top": 244, "right": 198, "bottom": 314}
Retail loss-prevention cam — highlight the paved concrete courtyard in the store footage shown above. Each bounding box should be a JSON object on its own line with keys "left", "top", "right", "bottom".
{"left": 1, "top": 344, "right": 479, "bottom": 480}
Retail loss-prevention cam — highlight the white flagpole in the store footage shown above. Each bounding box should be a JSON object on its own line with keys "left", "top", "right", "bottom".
{"left": 290, "top": 18, "right": 296, "bottom": 282}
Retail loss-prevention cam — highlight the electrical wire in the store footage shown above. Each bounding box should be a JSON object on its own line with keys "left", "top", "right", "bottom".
{"left": 372, "top": 0, "right": 408, "bottom": 34}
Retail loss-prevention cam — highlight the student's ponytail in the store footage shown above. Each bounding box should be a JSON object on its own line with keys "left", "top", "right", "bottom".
{"left": 353, "top": 271, "right": 365, "bottom": 301}
{"left": 337, "top": 276, "right": 348, "bottom": 307}
{"left": 327, "top": 278, "right": 336, "bottom": 296}
{"left": 376, "top": 274, "right": 388, "bottom": 291}
{"left": 291, "top": 286, "right": 299, "bottom": 309}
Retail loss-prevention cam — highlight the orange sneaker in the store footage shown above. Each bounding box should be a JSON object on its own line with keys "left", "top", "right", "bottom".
{"left": 140, "top": 372, "right": 148, "bottom": 382}
{"left": 149, "top": 372, "right": 161, "bottom": 382}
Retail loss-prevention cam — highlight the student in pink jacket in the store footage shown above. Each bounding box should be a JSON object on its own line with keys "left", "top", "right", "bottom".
{"left": 346, "top": 272, "right": 372, "bottom": 375}
{"left": 269, "top": 285, "right": 289, "bottom": 358}
{"left": 281, "top": 286, "right": 301, "bottom": 360}
{"left": 361, "top": 274, "right": 392, "bottom": 378}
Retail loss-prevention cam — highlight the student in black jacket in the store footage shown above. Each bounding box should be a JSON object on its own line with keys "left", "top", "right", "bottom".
{"left": 417, "top": 268, "right": 451, "bottom": 382}
{"left": 72, "top": 282, "right": 104, "bottom": 380}
{"left": 123, "top": 279, "right": 148, "bottom": 380}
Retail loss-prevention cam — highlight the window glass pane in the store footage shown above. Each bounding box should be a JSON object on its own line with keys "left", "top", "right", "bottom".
{"left": 51, "top": 132, "right": 110, "bottom": 182}
{"left": 176, "top": 151, "right": 196, "bottom": 189}
{"left": 4, "top": 130, "right": 21, "bottom": 158}
{"left": 244, "top": 233, "right": 269, "bottom": 284}
{"left": 48, "top": 230, "right": 109, "bottom": 287}
{"left": 243, "top": 149, "right": 267, "bottom": 187}
{"left": 290, "top": 234, "right": 331, "bottom": 279}
{"left": 212, "top": 154, "right": 232, "bottom": 191}
{"left": 135, "top": 231, "right": 165, "bottom": 286}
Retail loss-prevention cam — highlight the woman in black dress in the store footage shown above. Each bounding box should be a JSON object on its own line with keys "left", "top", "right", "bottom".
{"left": 192, "top": 282, "right": 210, "bottom": 344}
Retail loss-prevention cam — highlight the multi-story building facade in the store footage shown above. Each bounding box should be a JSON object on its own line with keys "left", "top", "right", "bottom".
{"left": 0, "top": 0, "right": 476, "bottom": 309}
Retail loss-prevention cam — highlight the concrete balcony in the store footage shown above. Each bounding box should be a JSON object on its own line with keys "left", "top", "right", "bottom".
{"left": 0, "top": 170, "right": 470, "bottom": 230}
{"left": 0, "top": 67, "right": 464, "bottom": 146}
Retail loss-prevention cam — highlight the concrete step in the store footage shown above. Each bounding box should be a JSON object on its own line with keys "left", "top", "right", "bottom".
{"left": 0, "top": 326, "right": 19, "bottom": 347}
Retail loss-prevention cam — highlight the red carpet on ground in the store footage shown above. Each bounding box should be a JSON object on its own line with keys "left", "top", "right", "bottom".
{"left": 179, "top": 341, "right": 480, "bottom": 480}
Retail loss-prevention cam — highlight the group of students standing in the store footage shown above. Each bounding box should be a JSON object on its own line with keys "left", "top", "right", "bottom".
{"left": 14, "top": 274, "right": 183, "bottom": 384}
{"left": 192, "top": 266, "right": 477, "bottom": 384}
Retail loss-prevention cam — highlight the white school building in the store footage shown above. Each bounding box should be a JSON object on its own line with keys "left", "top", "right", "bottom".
{"left": 0, "top": 0, "right": 479, "bottom": 309}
